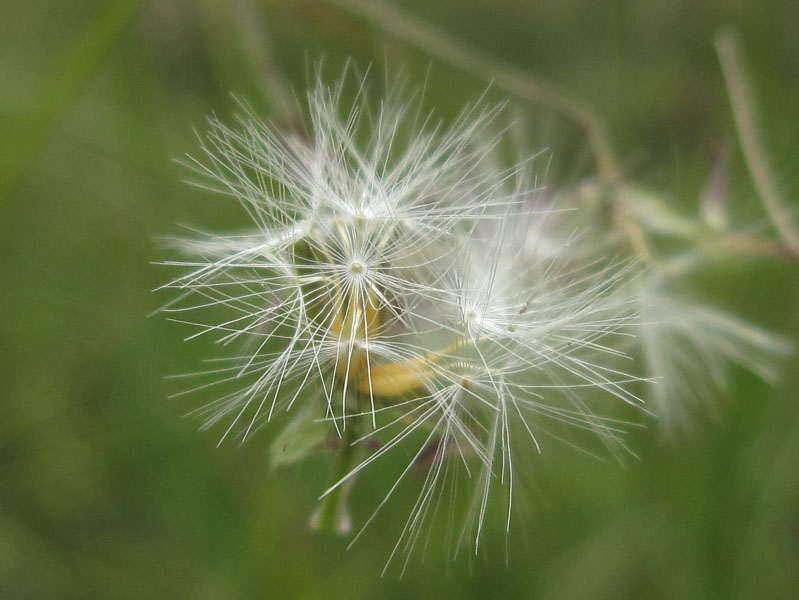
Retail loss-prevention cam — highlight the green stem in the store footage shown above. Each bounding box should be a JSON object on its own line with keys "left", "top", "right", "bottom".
{"left": 311, "top": 408, "right": 360, "bottom": 534}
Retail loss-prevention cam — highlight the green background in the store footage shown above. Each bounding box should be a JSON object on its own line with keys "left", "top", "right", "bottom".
{"left": 1, "top": 1, "right": 797, "bottom": 598}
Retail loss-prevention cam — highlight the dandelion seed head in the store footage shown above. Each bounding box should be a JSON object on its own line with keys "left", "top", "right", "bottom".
{"left": 159, "top": 66, "right": 658, "bottom": 569}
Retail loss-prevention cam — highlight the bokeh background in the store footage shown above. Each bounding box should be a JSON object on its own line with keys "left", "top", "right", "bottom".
{"left": 1, "top": 1, "right": 798, "bottom": 598}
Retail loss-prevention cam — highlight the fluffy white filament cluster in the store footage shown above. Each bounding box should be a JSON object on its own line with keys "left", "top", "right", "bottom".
{"left": 158, "top": 70, "right": 785, "bottom": 568}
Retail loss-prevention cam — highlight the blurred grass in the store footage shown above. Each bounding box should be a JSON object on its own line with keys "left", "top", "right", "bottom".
{"left": 0, "top": 0, "right": 797, "bottom": 598}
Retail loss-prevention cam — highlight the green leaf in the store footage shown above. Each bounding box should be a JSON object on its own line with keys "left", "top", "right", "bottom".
{"left": 618, "top": 185, "right": 702, "bottom": 240}
{"left": 269, "top": 408, "right": 330, "bottom": 470}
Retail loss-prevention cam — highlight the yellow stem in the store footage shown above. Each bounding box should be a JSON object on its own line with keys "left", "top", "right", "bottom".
{"left": 355, "top": 340, "right": 464, "bottom": 397}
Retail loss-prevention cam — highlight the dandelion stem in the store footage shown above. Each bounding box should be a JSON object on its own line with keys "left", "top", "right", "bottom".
{"left": 312, "top": 398, "right": 360, "bottom": 534}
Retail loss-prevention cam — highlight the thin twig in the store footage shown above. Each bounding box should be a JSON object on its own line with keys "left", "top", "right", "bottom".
{"left": 716, "top": 30, "right": 799, "bottom": 255}
{"left": 325, "top": 0, "right": 621, "bottom": 182}
{"left": 0, "top": 0, "right": 143, "bottom": 204}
